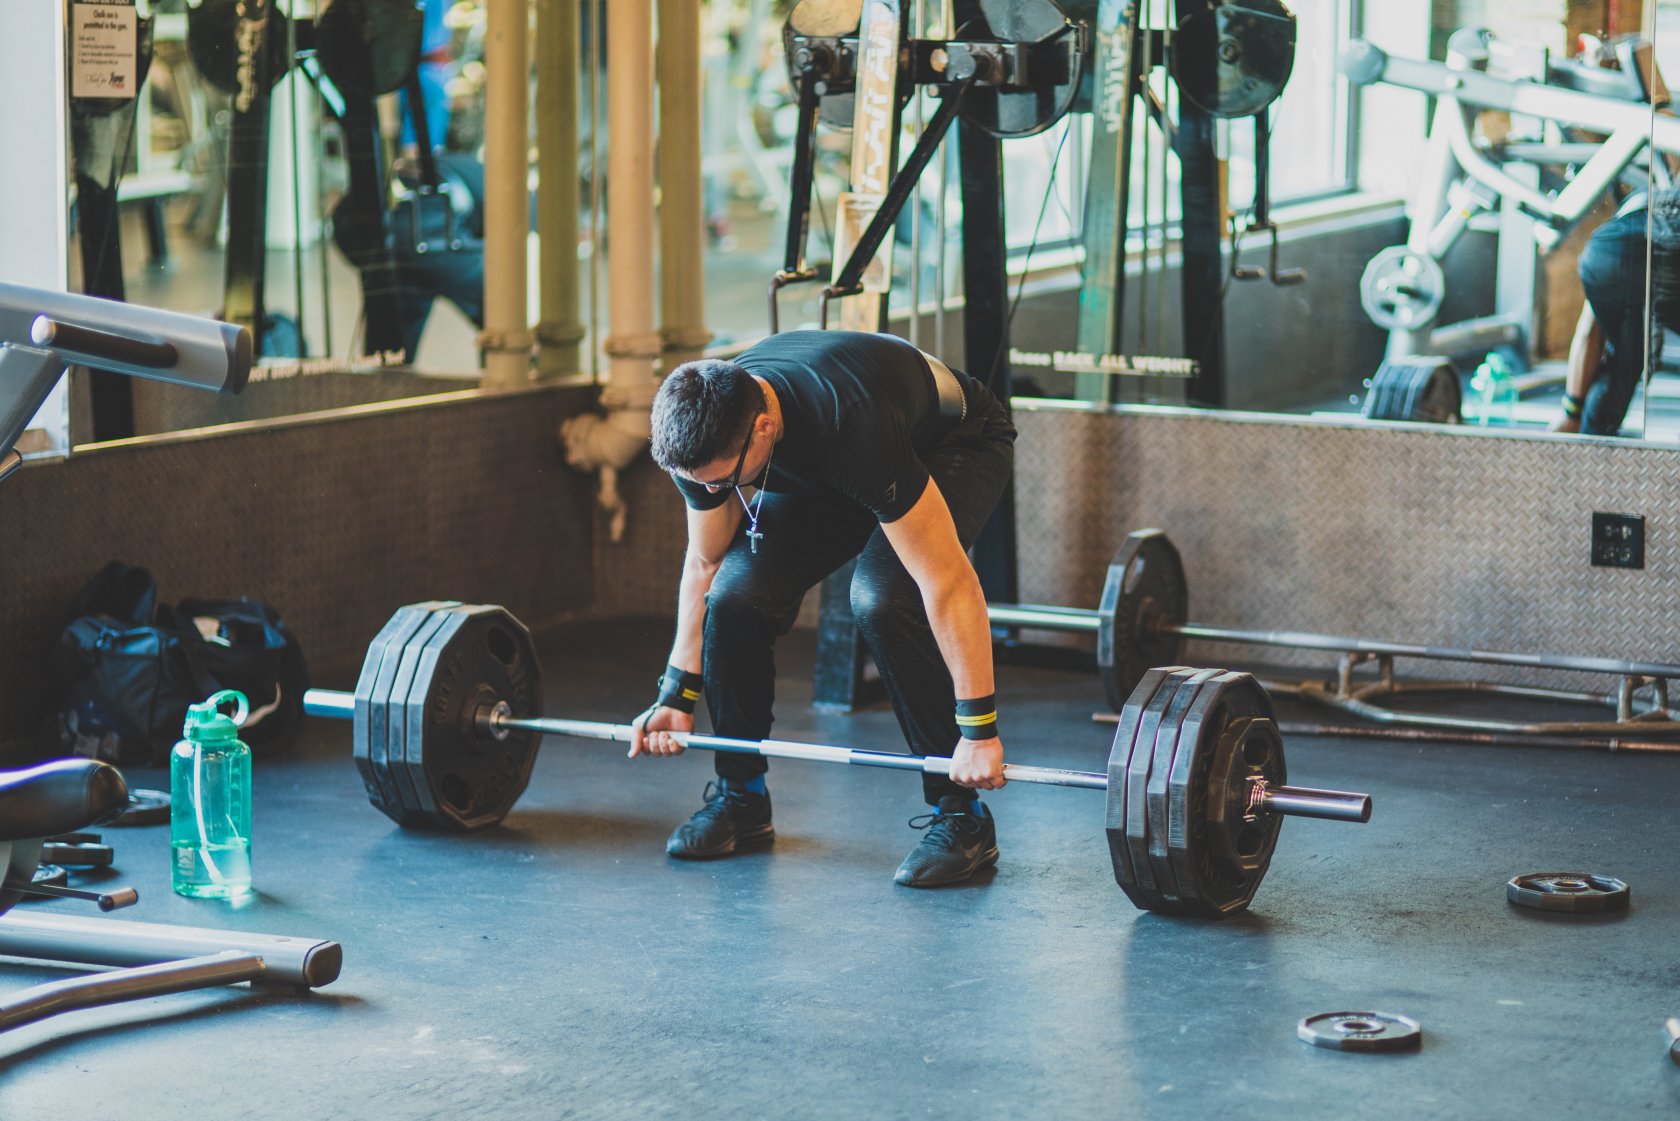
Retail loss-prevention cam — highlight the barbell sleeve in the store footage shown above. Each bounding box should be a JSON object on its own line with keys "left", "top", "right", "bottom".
{"left": 1256, "top": 786, "right": 1371, "bottom": 823}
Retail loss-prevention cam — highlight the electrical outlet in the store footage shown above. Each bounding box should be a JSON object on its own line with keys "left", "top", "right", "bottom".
{"left": 1591, "top": 512, "right": 1645, "bottom": 569}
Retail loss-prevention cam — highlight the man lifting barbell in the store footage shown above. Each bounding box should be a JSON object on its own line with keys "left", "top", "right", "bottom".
{"left": 632, "top": 330, "right": 1017, "bottom": 886}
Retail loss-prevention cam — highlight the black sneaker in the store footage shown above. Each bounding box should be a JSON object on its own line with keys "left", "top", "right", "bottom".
{"left": 666, "top": 780, "right": 774, "bottom": 859}
{"left": 893, "top": 795, "right": 999, "bottom": 887}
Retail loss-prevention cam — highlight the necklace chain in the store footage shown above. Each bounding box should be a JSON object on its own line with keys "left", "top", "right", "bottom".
{"left": 735, "top": 442, "right": 774, "bottom": 554}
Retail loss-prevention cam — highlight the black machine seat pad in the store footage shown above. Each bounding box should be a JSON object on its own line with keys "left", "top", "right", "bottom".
{"left": 0, "top": 759, "right": 130, "bottom": 842}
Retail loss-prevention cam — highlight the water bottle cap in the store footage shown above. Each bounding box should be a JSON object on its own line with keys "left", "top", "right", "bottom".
{"left": 184, "top": 690, "right": 248, "bottom": 742}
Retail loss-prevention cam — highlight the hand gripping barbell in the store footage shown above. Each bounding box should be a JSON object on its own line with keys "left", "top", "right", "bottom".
{"left": 302, "top": 603, "right": 1372, "bottom": 918}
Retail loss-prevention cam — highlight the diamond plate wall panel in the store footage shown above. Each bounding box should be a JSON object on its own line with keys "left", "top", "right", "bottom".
{"left": 1014, "top": 404, "right": 1680, "bottom": 695}
{"left": 0, "top": 385, "right": 599, "bottom": 753}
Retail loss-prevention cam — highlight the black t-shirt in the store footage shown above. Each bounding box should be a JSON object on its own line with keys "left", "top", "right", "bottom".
{"left": 671, "top": 331, "right": 971, "bottom": 523}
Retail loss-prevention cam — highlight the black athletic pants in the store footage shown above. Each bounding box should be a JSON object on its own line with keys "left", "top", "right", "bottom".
{"left": 701, "top": 399, "right": 1016, "bottom": 804}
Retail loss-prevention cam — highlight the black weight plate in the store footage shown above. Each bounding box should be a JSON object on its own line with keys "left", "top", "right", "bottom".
{"left": 1171, "top": 0, "right": 1296, "bottom": 119}
{"left": 315, "top": 0, "right": 425, "bottom": 99}
{"left": 1098, "top": 530, "right": 1188, "bottom": 712}
{"left": 109, "top": 788, "right": 169, "bottom": 827}
{"left": 1125, "top": 670, "right": 1191, "bottom": 905}
{"left": 187, "top": 0, "right": 294, "bottom": 97}
{"left": 1144, "top": 669, "right": 1222, "bottom": 910}
{"left": 41, "top": 839, "right": 114, "bottom": 868}
{"left": 376, "top": 602, "right": 463, "bottom": 820}
{"left": 957, "top": 10, "right": 1086, "bottom": 139}
{"left": 355, "top": 602, "right": 457, "bottom": 817}
{"left": 1506, "top": 872, "right": 1630, "bottom": 914}
{"left": 406, "top": 605, "right": 544, "bottom": 831}
{"left": 1297, "top": 1011, "right": 1421, "bottom": 1053}
{"left": 1167, "top": 673, "right": 1284, "bottom": 917}
{"left": 1106, "top": 667, "right": 1188, "bottom": 911}
{"left": 384, "top": 608, "right": 461, "bottom": 821}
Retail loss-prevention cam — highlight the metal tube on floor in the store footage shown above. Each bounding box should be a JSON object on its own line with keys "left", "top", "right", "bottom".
{"left": 0, "top": 912, "right": 342, "bottom": 988}
{"left": 0, "top": 951, "right": 266, "bottom": 1034}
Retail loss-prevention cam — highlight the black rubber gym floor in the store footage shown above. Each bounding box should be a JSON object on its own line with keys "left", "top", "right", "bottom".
{"left": 1, "top": 618, "right": 1676, "bottom": 1120}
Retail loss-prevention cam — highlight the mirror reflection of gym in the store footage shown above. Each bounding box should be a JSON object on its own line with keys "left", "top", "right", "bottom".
{"left": 65, "top": 0, "right": 493, "bottom": 442}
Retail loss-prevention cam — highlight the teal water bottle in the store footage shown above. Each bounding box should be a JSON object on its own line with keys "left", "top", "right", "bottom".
{"left": 171, "top": 690, "right": 253, "bottom": 899}
{"left": 1469, "top": 352, "right": 1519, "bottom": 425}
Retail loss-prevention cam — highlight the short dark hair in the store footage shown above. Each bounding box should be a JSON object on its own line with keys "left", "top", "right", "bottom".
{"left": 650, "top": 358, "right": 765, "bottom": 472}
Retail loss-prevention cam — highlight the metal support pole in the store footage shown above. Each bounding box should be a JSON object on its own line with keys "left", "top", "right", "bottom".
{"left": 482, "top": 0, "right": 533, "bottom": 386}
{"left": 535, "top": 0, "right": 585, "bottom": 377}
{"left": 658, "top": 0, "right": 712, "bottom": 366}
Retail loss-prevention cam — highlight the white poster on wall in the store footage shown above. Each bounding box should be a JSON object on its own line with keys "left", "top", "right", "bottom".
{"left": 70, "top": 0, "right": 137, "bottom": 101}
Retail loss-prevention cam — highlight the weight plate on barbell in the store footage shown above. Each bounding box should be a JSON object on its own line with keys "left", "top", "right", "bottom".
{"left": 1098, "top": 530, "right": 1188, "bottom": 712}
{"left": 1171, "top": 1, "right": 1297, "bottom": 119}
{"left": 957, "top": 4, "right": 1088, "bottom": 139}
{"left": 399, "top": 605, "right": 543, "bottom": 831}
{"left": 1167, "top": 673, "right": 1285, "bottom": 916}
{"left": 1359, "top": 246, "right": 1445, "bottom": 332}
{"left": 1145, "top": 669, "right": 1225, "bottom": 909}
{"left": 1506, "top": 872, "right": 1630, "bottom": 914}
{"left": 384, "top": 607, "right": 473, "bottom": 822}
{"left": 353, "top": 602, "right": 459, "bottom": 818}
{"left": 1106, "top": 667, "right": 1189, "bottom": 912}
{"left": 1297, "top": 1011, "right": 1421, "bottom": 1052}
{"left": 1124, "top": 670, "right": 1199, "bottom": 907}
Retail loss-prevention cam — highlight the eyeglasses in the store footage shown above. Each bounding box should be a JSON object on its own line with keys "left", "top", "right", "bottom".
{"left": 699, "top": 414, "right": 761, "bottom": 492}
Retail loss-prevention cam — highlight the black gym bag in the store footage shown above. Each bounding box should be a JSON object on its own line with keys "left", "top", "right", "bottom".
{"left": 49, "top": 564, "right": 310, "bottom": 765}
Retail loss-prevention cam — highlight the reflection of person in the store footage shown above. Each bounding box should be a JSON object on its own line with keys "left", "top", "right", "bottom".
{"left": 1552, "top": 191, "right": 1680, "bottom": 435}
{"left": 629, "top": 331, "right": 1017, "bottom": 887}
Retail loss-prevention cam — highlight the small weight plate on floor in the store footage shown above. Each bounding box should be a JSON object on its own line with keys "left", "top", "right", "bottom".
{"left": 1298, "top": 1011, "right": 1421, "bottom": 1052}
{"left": 109, "top": 788, "right": 169, "bottom": 827}
{"left": 1506, "top": 872, "right": 1630, "bottom": 913}
{"left": 1106, "top": 667, "right": 1187, "bottom": 912}
{"left": 41, "top": 837, "right": 114, "bottom": 868}
{"left": 1098, "top": 531, "right": 1188, "bottom": 712}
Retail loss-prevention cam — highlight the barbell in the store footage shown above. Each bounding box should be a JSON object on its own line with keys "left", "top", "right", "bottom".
{"left": 989, "top": 529, "right": 1680, "bottom": 715}
{"left": 303, "top": 603, "right": 1372, "bottom": 918}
